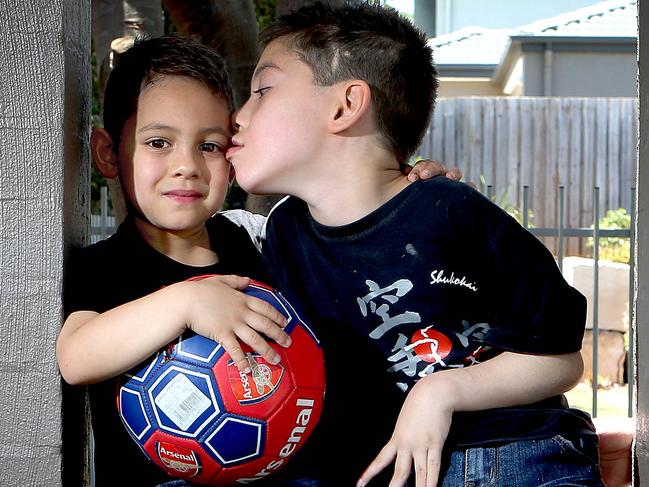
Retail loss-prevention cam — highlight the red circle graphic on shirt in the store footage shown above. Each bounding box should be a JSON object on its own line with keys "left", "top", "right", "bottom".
{"left": 410, "top": 326, "right": 452, "bottom": 363}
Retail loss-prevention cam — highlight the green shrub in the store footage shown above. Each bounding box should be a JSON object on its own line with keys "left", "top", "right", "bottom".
{"left": 588, "top": 208, "right": 631, "bottom": 263}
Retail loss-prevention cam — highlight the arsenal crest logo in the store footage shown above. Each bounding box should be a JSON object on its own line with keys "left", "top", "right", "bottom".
{"left": 227, "top": 352, "right": 284, "bottom": 405}
{"left": 156, "top": 441, "right": 201, "bottom": 477}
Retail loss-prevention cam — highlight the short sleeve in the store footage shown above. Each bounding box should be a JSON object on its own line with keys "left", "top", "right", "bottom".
{"left": 473, "top": 204, "right": 587, "bottom": 355}
{"left": 64, "top": 246, "right": 101, "bottom": 317}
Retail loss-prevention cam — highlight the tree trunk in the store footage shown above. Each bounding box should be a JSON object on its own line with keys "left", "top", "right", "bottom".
{"left": 92, "top": 0, "right": 124, "bottom": 89}
{"left": 92, "top": 0, "right": 163, "bottom": 225}
{"left": 276, "top": 0, "right": 344, "bottom": 16}
{"left": 93, "top": 0, "right": 164, "bottom": 96}
{"left": 124, "top": 0, "right": 164, "bottom": 38}
{"left": 163, "top": 0, "right": 259, "bottom": 108}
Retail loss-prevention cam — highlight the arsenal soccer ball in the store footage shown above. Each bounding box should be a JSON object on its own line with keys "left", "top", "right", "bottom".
{"left": 117, "top": 279, "right": 325, "bottom": 485}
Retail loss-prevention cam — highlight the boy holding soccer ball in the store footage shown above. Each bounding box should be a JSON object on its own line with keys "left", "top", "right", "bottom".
{"left": 56, "top": 36, "right": 292, "bottom": 486}
{"left": 228, "top": 3, "right": 604, "bottom": 487}
{"left": 56, "top": 36, "right": 445, "bottom": 486}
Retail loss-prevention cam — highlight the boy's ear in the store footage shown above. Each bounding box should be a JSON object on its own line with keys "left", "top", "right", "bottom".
{"left": 328, "top": 80, "right": 372, "bottom": 134}
{"left": 90, "top": 128, "right": 119, "bottom": 179}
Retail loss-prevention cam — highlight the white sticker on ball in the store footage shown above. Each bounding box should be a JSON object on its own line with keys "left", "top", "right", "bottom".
{"left": 155, "top": 373, "right": 211, "bottom": 431}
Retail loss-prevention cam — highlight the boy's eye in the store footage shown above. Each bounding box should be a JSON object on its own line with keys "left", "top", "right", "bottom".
{"left": 252, "top": 86, "right": 271, "bottom": 98}
{"left": 199, "top": 142, "right": 221, "bottom": 153}
{"left": 147, "top": 139, "right": 169, "bottom": 149}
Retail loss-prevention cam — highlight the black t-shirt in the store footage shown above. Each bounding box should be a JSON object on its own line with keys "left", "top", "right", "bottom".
{"left": 261, "top": 178, "right": 596, "bottom": 484}
{"left": 64, "top": 212, "right": 269, "bottom": 487}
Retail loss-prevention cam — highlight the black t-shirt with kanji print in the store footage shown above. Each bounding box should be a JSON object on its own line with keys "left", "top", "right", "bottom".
{"left": 261, "top": 178, "right": 596, "bottom": 484}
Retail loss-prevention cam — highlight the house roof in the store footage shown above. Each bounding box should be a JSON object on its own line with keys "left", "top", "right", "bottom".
{"left": 429, "top": 27, "right": 515, "bottom": 67}
{"left": 516, "top": 0, "right": 636, "bottom": 38}
{"left": 430, "top": 0, "right": 637, "bottom": 71}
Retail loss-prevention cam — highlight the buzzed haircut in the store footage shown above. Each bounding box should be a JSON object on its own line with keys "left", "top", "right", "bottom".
{"left": 102, "top": 35, "right": 234, "bottom": 149}
{"left": 259, "top": 1, "right": 438, "bottom": 163}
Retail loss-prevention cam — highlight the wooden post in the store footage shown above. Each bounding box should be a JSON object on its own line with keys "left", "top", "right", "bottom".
{"left": 0, "top": 0, "right": 91, "bottom": 485}
{"left": 636, "top": 0, "right": 649, "bottom": 484}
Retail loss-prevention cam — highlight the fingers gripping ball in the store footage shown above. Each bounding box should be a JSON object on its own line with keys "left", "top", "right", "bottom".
{"left": 117, "top": 279, "right": 326, "bottom": 485}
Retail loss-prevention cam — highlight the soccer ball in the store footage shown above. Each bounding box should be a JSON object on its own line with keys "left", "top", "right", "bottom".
{"left": 117, "top": 278, "right": 326, "bottom": 485}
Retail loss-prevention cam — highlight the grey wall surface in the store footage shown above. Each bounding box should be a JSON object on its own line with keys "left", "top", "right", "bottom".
{"left": 523, "top": 51, "right": 637, "bottom": 96}
{"left": 523, "top": 53, "right": 545, "bottom": 95}
{"left": 636, "top": 0, "right": 648, "bottom": 483}
{"left": 0, "top": 0, "right": 90, "bottom": 485}
{"left": 551, "top": 52, "right": 637, "bottom": 97}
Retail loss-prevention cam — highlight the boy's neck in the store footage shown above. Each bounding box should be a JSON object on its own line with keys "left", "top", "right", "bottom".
{"left": 133, "top": 218, "right": 218, "bottom": 266}
{"left": 297, "top": 144, "right": 411, "bottom": 227}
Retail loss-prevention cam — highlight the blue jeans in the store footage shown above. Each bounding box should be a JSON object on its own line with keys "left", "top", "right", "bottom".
{"left": 440, "top": 434, "right": 604, "bottom": 487}
{"left": 159, "top": 435, "right": 602, "bottom": 487}
{"left": 157, "top": 479, "right": 323, "bottom": 487}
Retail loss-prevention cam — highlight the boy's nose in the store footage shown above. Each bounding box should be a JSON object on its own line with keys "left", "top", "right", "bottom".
{"left": 232, "top": 96, "right": 253, "bottom": 131}
{"left": 173, "top": 164, "right": 199, "bottom": 179}
{"left": 172, "top": 150, "right": 202, "bottom": 179}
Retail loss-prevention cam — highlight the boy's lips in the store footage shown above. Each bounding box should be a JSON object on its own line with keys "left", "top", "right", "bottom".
{"left": 226, "top": 141, "right": 243, "bottom": 160}
{"left": 164, "top": 189, "right": 203, "bottom": 203}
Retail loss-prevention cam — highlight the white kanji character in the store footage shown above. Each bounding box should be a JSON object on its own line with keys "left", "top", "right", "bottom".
{"left": 356, "top": 279, "right": 421, "bottom": 339}
{"left": 387, "top": 333, "right": 421, "bottom": 377}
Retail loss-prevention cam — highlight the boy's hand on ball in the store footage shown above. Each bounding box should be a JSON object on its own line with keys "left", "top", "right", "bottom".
{"left": 181, "top": 275, "right": 291, "bottom": 374}
{"left": 357, "top": 373, "right": 457, "bottom": 487}
{"left": 404, "top": 159, "right": 463, "bottom": 183}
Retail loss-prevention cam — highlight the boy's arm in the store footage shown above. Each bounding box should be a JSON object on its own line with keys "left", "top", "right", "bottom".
{"left": 357, "top": 350, "right": 583, "bottom": 487}
{"left": 57, "top": 275, "right": 290, "bottom": 385}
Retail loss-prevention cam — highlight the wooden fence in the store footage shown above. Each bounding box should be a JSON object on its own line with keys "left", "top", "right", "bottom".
{"left": 419, "top": 97, "right": 637, "bottom": 255}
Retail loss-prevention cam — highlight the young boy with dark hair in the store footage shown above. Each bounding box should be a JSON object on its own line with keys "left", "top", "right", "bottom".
{"left": 229, "top": 3, "right": 603, "bottom": 486}
{"left": 56, "top": 35, "right": 298, "bottom": 486}
{"left": 57, "top": 35, "right": 445, "bottom": 486}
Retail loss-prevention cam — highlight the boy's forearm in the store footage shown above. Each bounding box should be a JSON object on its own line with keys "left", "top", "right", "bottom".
{"left": 421, "top": 351, "right": 584, "bottom": 412}
{"left": 56, "top": 282, "right": 190, "bottom": 385}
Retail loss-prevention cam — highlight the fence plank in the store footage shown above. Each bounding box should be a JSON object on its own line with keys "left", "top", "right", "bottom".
{"left": 468, "top": 99, "right": 483, "bottom": 183}
{"left": 494, "top": 98, "right": 507, "bottom": 195}
{"left": 568, "top": 99, "right": 583, "bottom": 255}
{"left": 432, "top": 100, "right": 444, "bottom": 163}
{"left": 519, "top": 98, "right": 534, "bottom": 191}
{"left": 532, "top": 98, "right": 548, "bottom": 230}
{"left": 507, "top": 98, "right": 521, "bottom": 205}
{"left": 595, "top": 98, "right": 609, "bottom": 213}
{"left": 443, "top": 98, "right": 456, "bottom": 165}
{"left": 455, "top": 98, "right": 467, "bottom": 171}
{"left": 546, "top": 98, "right": 560, "bottom": 230}
{"left": 620, "top": 98, "right": 636, "bottom": 210}
{"left": 482, "top": 98, "right": 495, "bottom": 183}
{"left": 582, "top": 99, "right": 596, "bottom": 234}
{"left": 608, "top": 99, "right": 622, "bottom": 213}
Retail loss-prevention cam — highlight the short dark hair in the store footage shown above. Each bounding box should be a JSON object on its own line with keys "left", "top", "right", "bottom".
{"left": 259, "top": 1, "right": 438, "bottom": 163}
{"left": 102, "top": 35, "right": 234, "bottom": 148}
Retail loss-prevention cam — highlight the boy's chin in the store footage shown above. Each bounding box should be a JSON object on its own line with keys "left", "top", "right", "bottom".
{"left": 235, "top": 176, "right": 275, "bottom": 196}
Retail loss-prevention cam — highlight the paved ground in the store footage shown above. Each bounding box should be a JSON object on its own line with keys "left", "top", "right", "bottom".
{"left": 565, "top": 381, "right": 631, "bottom": 417}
